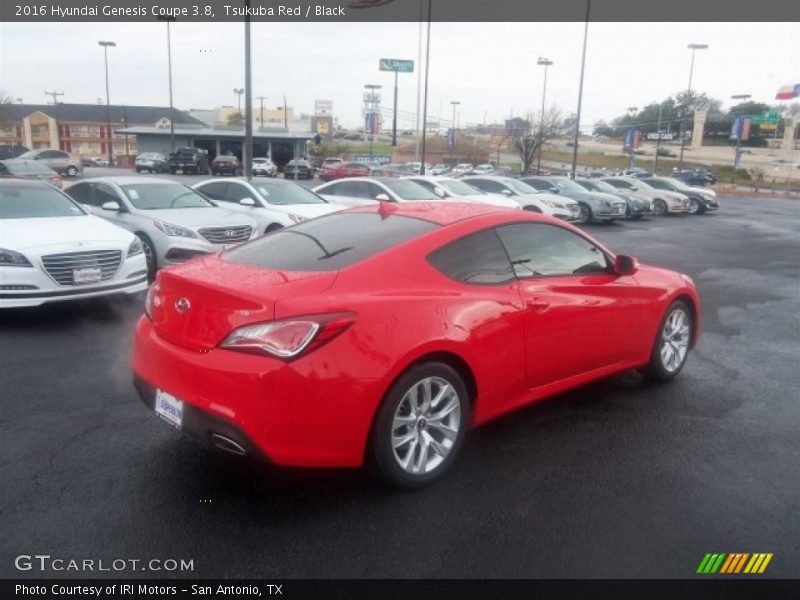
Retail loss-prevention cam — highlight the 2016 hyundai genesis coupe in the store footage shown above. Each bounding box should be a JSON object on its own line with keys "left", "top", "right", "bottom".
{"left": 132, "top": 202, "right": 700, "bottom": 488}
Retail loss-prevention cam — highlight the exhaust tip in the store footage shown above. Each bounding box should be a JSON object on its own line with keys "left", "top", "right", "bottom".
{"left": 210, "top": 433, "right": 247, "bottom": 456}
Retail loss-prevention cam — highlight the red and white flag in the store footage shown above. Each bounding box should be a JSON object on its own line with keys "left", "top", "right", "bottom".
{"left": 775, "top": 83, "right": 800, "bottom": 100}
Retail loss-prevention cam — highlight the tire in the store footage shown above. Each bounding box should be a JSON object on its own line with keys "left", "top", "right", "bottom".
{"left": 137, "top": 233, "right": 158, "bottom": 282}
{"left": 523, "top": 205, "right": 542, "bottom": 213}
{"left": 369, "top": 362, "right": 470, "bottom": 489}
{"left": 687, "top": 198, "right": 701, "bottom": 215}
{"left": 66, "top": 166, "right": 78, "bottom": 177}
{"left": 576, "top": 203, "right": 592, "bottom": 224}
{"left": 642, "top": 300, "right": 693, "bottom": 381}
{"left": 265, "top": 223, "right": 283, "bottom": 234}
{"left": 653, "top": 199, "right": 668, "bottom": 216}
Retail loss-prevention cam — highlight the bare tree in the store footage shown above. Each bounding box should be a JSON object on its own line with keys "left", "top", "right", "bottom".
{"left": 0, "top": 90, "right": 14, "bottom": 124}
{"left": 511, "top": 105, "right": 563, "bottom": 174}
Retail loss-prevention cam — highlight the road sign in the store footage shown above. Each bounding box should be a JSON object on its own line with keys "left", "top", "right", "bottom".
{"left": 379, "top": 58, "right": 414, "bottom": 73}
{"left": 363, "top": 93, "right": 381, "bottom": 104}
{"left": 750, "top": 110, "right": 780, "bottom": 126}
{"left": 354, "top": 154, "right": 392, "bottom": 164}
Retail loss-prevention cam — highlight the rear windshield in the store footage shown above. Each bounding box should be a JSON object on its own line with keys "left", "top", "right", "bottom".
{"left": 0, "top": 184, "right": 86, "bottom": 219}
{"left": 223, "top": 213, "right": 439, "bottom": 271}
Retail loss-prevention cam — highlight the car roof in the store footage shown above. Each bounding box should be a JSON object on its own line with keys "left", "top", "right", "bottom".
{"left": 78, "top": 177, "right": 181, "bottom": 185}
{"left": 340, "top": 201, "right": 507, "bottom": 225}
{"left": 0, "top": 178, "right": 53, "bottom": 187}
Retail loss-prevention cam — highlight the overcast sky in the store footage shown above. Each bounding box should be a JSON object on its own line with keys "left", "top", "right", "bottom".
{"left": 2, "top": 21, "right": 798, "bottom": 130}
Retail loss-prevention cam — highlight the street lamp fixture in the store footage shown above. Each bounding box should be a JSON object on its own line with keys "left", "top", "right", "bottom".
{"left": 233, "top": 88, "right": 245, "bottom": 121}
{"left": 98, "top": 41, "right": 116, "bottom": 167}
{"left": 535, "top": 57, "right": 553, "bottom": 175}
{"left": 677, "top": 42, "right": 709, "bottom": 170}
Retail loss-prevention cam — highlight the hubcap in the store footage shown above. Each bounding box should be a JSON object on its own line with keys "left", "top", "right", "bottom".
{"left": 689, "top": 199, "right": 699, "bottom": 214}
{"left": 654, "top": 201, "right": 666, "bottom": 216}
{"left": 578, "top": 205, "right": 590, "bottom": 223}
{"left": 391, "top": 376, "right": 461, "bottom": 475}
{"left": 660, "top": 308, "right": 690, "bottom": 372}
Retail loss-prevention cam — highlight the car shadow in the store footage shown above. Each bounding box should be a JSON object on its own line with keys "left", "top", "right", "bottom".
{"left": 0, "top": 294, "right": 144, "bottom": 332}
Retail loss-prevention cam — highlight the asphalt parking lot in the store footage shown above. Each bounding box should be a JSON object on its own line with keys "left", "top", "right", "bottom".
{"left": 1, "top": 193, "right": 798, "bottom": 579}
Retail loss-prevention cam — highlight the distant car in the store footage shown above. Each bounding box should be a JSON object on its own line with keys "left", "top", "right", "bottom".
{"left": 168, "top": 147, "right": 210, "bottom": 175}
{"left": 252, "top": 157, "right": 278, "bottom": 177}
{"left": 320, "top": 157, "right": 345, "bottom": 171}
{"left": 0, "top": 159, "right": 63, "bottom": 188}
{"left": 601, "top": 177, "right": 689, "bottom": 216}
{"left": 574, "top": 178, "right": 653, "bottom": 219}
{"left": 0, "top": 179, "right": 147, "bottom": 308}
{"left": 319, "top": 161, "right": 371, "bottom": 182}
{"left": 81, "top": 158, "right": 100, "bottom": 168}
{"left": 193, "top": 178, "right": 346, "bottom": 233}
{"left": 313, "top": 177, "right": 446, "bottom": 207}
{"left": 17, "top": 149, "right": 82, "bottom": 178}
{"left": 672, "top": 168, "right": 715, "bottom": 186}
{"left": 451, "top": 163, "right": 474, "bottom": 176}
{"left": 64, "top": 177, "right": 258, "bottom": 279}
{"left": 472, "top": 164, "right": 495, "bottom": 175}
{"left": 429, "top": 164, "right": 451, "bottom": 176}
{"left": 283, "top": 159, "right": 314, "bottom": 180}
{"left": 405, "top": 176, "right": 520, "bottom": 210}
{"left": 640, "top": 177, "right": 718, "bottom": 215}
{"left": 0, "top": 144, "right": 29, "bottom": 161}
{"left": 462, "top": 176, "right": 579, "bottom": 221}
{"left": 210, "top": 155, "right": 242, "bottom": 177}
{"left": 614, "top": 168, "right": 651, "bottom": 179}
{"left": 657, "top": 148, "right": 677, "bottom": 158}
{"left": 522, "top": 176, "right": 627, "bottom": 224}
{"left": 135, "top": 152, "right": 169, "bottom": 174}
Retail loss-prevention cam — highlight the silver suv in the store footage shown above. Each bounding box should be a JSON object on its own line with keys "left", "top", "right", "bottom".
{"left": 18, "top": 149, "right": 82, "bottom": 177}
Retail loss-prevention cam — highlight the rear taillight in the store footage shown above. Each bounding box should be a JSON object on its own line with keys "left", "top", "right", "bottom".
{"left": 144, "top": 282, "right": 160, "bottom": 320}
{"left": 220, "top": 312, "right": 355, "bottom": 359}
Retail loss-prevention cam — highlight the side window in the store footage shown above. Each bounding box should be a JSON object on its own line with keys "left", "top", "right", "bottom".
{"left": 37, "top": 151, "right": 55, "bottom": 159}
{"left": 523, "top": 179, "right": 550, "bottom": 191}
{"left": 496, "top": 223, "right": 609, "bottom": 278}
{"left": 65, "top": 183, "right": 94, "bottom": 205}
{"left": 224, "top": 183, "right": 253, "bottom": 203}
{"left": 197, "top": 182, "right": 228, "bottom": 201}
{"left": 336, "top": 181, "right": 371, "bottom": 198}
{"left": 470, "top": 179, "right": 505, "bottom": 194}
{"left": 413, "top": 179, "right": 436, "bottom": 193}
{"left": 428, "top": 228, "right": 515, "bottom": 285}
{"left": 54, "top": 151, "right": 69, "bottom": 159}
{"left": 94, "top": 183, "right": 121, "bottom": 207}
{"left": 366, "top": 183, "right": 387, "bottom": 199}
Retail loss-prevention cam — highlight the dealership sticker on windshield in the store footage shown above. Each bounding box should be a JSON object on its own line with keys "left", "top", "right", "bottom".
{"left": 155, "top": 389, "right": 184, "bottom": 429}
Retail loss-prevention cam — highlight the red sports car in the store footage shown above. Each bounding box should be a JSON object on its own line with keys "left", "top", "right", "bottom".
{"left": 132, "top": 203, "right": 700, "bottom": 488}
{"left": 318, "top": 161, "right": 371, "bottom": 182}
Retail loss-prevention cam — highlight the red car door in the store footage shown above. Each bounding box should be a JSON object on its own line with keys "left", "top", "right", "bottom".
{"left": 495, "top": 222, "right": 642, "bottom": 389}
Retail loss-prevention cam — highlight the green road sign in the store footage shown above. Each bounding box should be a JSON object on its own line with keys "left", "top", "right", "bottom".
{"left": 379, "top": 58, "right": 414, "bottom": 73}
{"left": 750, "top": 110, "right": 780, "bottom": 126}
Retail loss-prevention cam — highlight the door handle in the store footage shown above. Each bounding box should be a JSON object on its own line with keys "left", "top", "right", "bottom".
{"left": 526, "top": 298, "right": 550, "bottom": 310}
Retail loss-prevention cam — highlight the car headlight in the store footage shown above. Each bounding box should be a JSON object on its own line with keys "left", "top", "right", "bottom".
{"left": 127, "top": 237, "right": 143, "bottom": 258}
{"left": 599, "top": 200, "right": 611, "bottom": 208}
{"left": 541, "top": 199, "right": 562, "bottom": 208}
{"left": 0, "top": 248, "right": 33, "bottom": 267}
{"left": 288, "top": 213, "right": 308, "bottom": 223}
{"left": 153, "top": 219, "right": 197, "bottom": 238}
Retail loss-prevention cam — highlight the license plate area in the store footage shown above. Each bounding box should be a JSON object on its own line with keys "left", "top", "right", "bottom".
{"left": 155, "top": 389, "right": 184, "bottom": 429}
{"left": 73, "top": 267, "right": 102, "bottom": 284}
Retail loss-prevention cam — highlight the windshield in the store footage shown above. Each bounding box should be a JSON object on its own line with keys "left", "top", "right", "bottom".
{"left": 120, "top": 183, "right": 214, "bottom": 210}
{"left": 504, "top": 179, "right": 539, "bottom": 195}
{"left": 580, "top": 180, "right": 618, "bottom": 194}
{"left": 548, "top": 178, "right": 586, "bottom": 193}
{"left": 17, "top": 150, "right": 41, "bottom": 160}
{"left": 0, "top": 183, "right": 86, "bottom": 219}
{"left": 254, "top": 182, "right": 328, "bottom": 205}
{"left": 3, "top": 161, "right": 55, "bottom": 175}
{"left": 643, "top": 179, "right": 672, "bottom": 190}
{"left": 137, "top": 153, "right": 163, "bottom": 160}
{"left": 439, "top": 179, "right": 484, "bottom": 196}
{"left": 382, "top": 179, "right": 439, "bottom": 200}
{"left": 664, "top": 177, "right": 691, "bottom": 190}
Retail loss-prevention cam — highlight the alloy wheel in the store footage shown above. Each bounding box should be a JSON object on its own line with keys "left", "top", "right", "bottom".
{"left": 653, "top": 200, "right": 667, "bottom": 216}
{"left": 660, "top": 308, "right": 690, "bottom": 373}
{"left": 688, "top": 198, "right": 700, "bottom": 214}
{"left": 391, "top": 376, "right": 462, "bottom": 475}
{"left": 577, "top": 204, "right": 590, "bottom": 224}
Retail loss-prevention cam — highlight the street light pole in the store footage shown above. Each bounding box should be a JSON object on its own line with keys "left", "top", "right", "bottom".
{"left": 243, "top": 3, "right": 253, "bottom": 180}
{"left": 536, "top": 57, "right": 553, "bottom": 175}
{"left": 677, "top": 43, "right": 708, "bottom": 171}
{"left": 98, "top": 40, "right": 116, "bottom": 167}
{"left": 364, "top": 84, "right": 382, "bottom": 160}
{"left": 164, "top": 19, "right": 176, "bottom": 150}
{"left": 450, "top": 100, "right": 460, "bottom": 165}
{"left": 391, "top": 70, "right": 399, "bottom": 147}
{"left": 419, "top": 0, "right": 432, "bottom": 175}
{"left": 570, "top": 0, "right": 590, "bottom": 179}
{"left": 653, "top": 100, "right": 664, "bottom": 174}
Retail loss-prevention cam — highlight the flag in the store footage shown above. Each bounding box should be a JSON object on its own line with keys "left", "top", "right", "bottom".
{"left": 775, "top": 83, "right": 800, "bottom": 100}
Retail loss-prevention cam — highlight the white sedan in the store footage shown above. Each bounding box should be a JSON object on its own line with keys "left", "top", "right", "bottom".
{"left": 403, "top": 176, "right": 520, "bottom": 210}
{"left": 0, "top": 180, "right": 147, "bottom": 308}
{"left": 313, "top": 177, "right": 447, "bottom": 207}
{"left": 461, "top": 176, "right": 580, "bottom": 221}
{"left": 193, "top": 178, "right": 346, "bottom": 233}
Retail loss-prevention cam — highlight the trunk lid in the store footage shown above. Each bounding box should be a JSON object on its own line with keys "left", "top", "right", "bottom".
{"left": 150, "top": 255, "right": 338, "bottom": 351}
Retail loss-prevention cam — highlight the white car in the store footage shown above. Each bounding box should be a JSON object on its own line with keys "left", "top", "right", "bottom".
{"left": 461, "top": 176, "right": 579, "bottom": 221}
{"left": 601, "top": 177, "right": 690, "bottom": 216}
{"left": 429, "top": 164, "right": 451, "bottom": 176}
{"left": 193, "top": 178, "right": 346, "bottom": 233}
{"left": 0, "top": 180, "right": 147, "bottom": 308}
{"left": 64, "top": 177, "right": 258, "bottom": 279}
{"left": 404, "top": 176, "right": 520, "bottom": 210}
{"left": 313, "top": 177, "right": 447, "bottom": 207}
{"left": 252, "top": 157, "right": 277, "bottom": 177}
{"left": 472, "top": 164, "right": 495, "bottom": 175}
{"left": 451, "top": 163, "right": 474, "bottom": 176}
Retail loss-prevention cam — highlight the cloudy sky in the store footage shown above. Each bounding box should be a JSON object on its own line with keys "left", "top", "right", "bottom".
{"left": 1, "top": 21, "right": 798, "bottom": 129}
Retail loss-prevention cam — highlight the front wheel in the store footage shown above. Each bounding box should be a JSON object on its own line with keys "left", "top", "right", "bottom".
{"left": 687, "top": 198, "right": 701, "bottom": 215}
{"left": 137, "top": 233, "right": 158, "bottom": 282}
{"left": 642, "top": 300, "right": 693, "bottom": 381}
{"left": 369, "top": 362, "right": 469, "bottom": 489}
{"left": 576, "top": 203, "right": 592, "bottom": 224}
{"left": 66, "top": 166, "right": 78, "bottom": 177}
{"left": 653, "top": 199, "right": 668, "bottom": 216}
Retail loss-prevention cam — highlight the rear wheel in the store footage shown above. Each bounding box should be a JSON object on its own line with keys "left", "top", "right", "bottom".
{"left": 642, "top": 300, "right": 693, "bottom": 381}
{"left": 369, "top": 362, "right": 469, "bottom": 489}
{"left": 653, "top": 199, "right": 668, "bottom": 216}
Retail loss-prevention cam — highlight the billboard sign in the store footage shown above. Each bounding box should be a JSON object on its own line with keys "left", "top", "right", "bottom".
{"left": 731, "top": 116, "right": 751, "bottom": 141}
{"left": 314, "top": 100, "right": 333, "bottom": 116}
{"left": 354, "top": 154, "right": 392, "bottom": 164}
{"left": 623, "top": 129, "right": 641, "bottom": 150}
{"left": 379, "top": 58, "right": 414, "bottom": 73}
{"left": 645, "top": 131, "right": 676, "bottom": 141}
{"left": 363, "top": 93, "right": 381, "bottom": 104}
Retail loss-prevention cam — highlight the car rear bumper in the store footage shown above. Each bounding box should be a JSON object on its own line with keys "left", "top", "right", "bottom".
{"left": 132, "top": 317, "right": 380, "bottom": 467}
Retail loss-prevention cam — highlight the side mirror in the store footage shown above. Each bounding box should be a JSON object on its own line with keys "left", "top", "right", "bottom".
{"left": 501, "top": 189, "right": 513, "bottom": 196}
{"left": 375, "top": 193, "right": 391, "bottom": 202}
{"left": 239, "top": 197, "right": 256, "bottom": 206}
{"left": 101, "top": 201, "right": 121, "bottom": 211}
{"left": 433, "top": 187, "right": 446, "bottom": 198}
{"left": 550, "top": 187, "right": 560, "bottom": 194}
{"left": 614, "top": 254, "right": 638, "bottom": 276}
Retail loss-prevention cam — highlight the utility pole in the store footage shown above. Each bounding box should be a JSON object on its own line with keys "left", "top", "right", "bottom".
{"left": 283, "top": 94, "right": 288, "bottom": 129}
{"left": 450, "top": 100, "right": 460, "bottom": 165}
{"left": 653, "top": 101, "right": 665, "bottom": 174}
{"left": 391, "top": 70, "right": 399, "bottom": 147}
{"left": 535, "top": 57, "right": 553, "bottom": 175}
{"left": 570, "top": 0, "right": 590, "bottom": 179}
{"left": 233, "top": 88, "right": 244, "bottom": 121}
{"left": 419, "top": 0, "right": 432, "bottom": 175}
{"left": 256, "top": 95, "right": 267, "bottom": 130}
{"left": 243, "top": 2, "right": 253, "bottom": 180}
{"left": 157, "top": 16, "right": 177, "bottom": 151}
{"left": 44, "top": 91, "right": 64, "bottom": 105}
{"left": 98, "top": 40, "right": 116, "bottom": 167}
